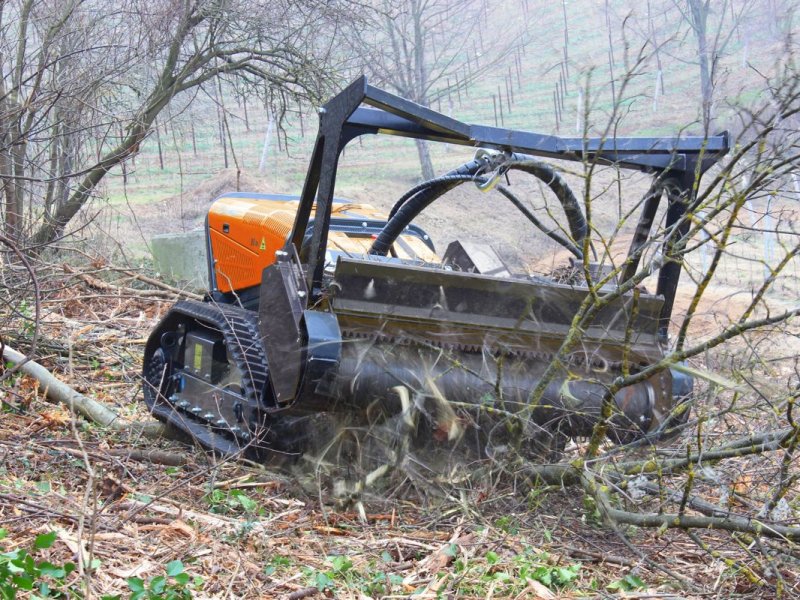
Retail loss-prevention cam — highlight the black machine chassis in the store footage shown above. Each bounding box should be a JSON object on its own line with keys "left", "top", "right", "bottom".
{"left": 141, "top": 76, "right": 726, "bottom": 461}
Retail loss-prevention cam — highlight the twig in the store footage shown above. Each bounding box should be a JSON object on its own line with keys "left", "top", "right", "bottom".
{"left": 53, "top": 445, "right": 189, "bottom": 467}
{"left": 62, "top": 264, "right": 200, "bottom": 300}
{"left": 585, "top": 471, "right": 800, "bottom": 541}
{"left": 106, "top": 448, "right": 190, "bottom": 466}
{"left": 121, "top": 269, "right": 203, "bottom": 301}
{"left": 285, "top": 587, "right": 319, "bottom": 600}
{"left": 0, "top": 232, "right": 40, "bottom": 380}
{"left": 561, "top": 545, "right": 636, "bottom": 567}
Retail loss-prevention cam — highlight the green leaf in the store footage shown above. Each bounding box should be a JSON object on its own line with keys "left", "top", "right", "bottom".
{"left": 33, "top": 532, "right": 57, "bottom": 550}
{"left": 314, "top": 571, "right": 335, "bottom": 591}
{"left": 5, "top": 558, "right": 25, "bottom": 574}
{"left": 555, "top": 565, "right": 579, "bottom": 585}
{"left": 234, "top": 493, "right": 258, "bottom": 513}
{"left": 149, "top": 575, "right": 167, "bottom": 594}
{"left": 380, "top": 551, "right": 393, "bottom": 563}
{"left": 37, "top": 562, "right": 66, "bottom": 579}
{"left": 0, "top": 528, "right": 7, "bottom": 540}
{"left": 172, "top": 572, "right": 190, "bottom": 585}
{"left": 12, "top": 574, "right": 34, "bottom": 590}
{"left": 485, "top": 550, "right": 499, "bottom": 565}
{"left": 531, "top": 566, "right": 551, "bottom": 587}
{"left": 165, "top": 560, "right": 184, "bottom": 577}
{"left": 607, "top": 573, "right": 646, "bottom": 592}
{"left": 443, "top": 544, "right": 458, "bottom": 558}
{"left": 127, "top": 576, "right": 145, "bottom": 593}
{"left": 624, "top": 574, "right": 645, "bottom": 589}
{"left": 329, "top": 555, "right": 352, "bottom": 573}
{"left": 271, "top": 555, "right": 292, "bottom": 567}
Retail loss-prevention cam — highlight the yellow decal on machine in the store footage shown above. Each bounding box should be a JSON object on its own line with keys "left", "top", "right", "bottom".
{"left": 259, "top": 237, "right": 266, "bottom": 250}
{"left": 193, "top": 343, "right": 203, "bottom": 371}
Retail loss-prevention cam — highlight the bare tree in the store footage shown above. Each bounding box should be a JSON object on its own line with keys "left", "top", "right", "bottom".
{"left": 0, "top": 0, "right": 355, "bottom": 247}
{"left": 670, "top": 0, "right": 754, "bottom": 133}
{"left": 356, "top": 0, "right": 525, "bottom": 179}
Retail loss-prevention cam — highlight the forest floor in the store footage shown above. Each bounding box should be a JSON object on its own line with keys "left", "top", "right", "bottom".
{"left": 1, "top": 266, "right": 797, "bottom": 600}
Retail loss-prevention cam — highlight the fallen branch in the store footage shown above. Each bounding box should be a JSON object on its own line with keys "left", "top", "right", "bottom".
{"left": 62, "top": 264, "right": 202, "bottom": 301}
{"left": 523, "top": 428, "right": 793, "bottom": 486}
{"left": 583, "top": 472, "right": 800, "bottom": 542}
{"left": 561, "top": 545, "right": 636, "bottom": 567}
{"left": 54, "top": 445, "right": 189, "bottom": 467}
{"left": 285, "top": 587, "right": 320, "bottom": 600}
{"left": 121, "top": 269, "right": 203, "bottom": 301}
{"left": 106, "top": 448, "right": 189, "bottom": 466}
{"left": 2, "top": 344, "right": 166, "bottom": 439}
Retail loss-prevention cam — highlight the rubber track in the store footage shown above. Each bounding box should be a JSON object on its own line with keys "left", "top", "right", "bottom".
{"left": 146, "top": 300, "right": 270, "bottom": 455}
{"left": 170, "top": 300, "right": 269, "bottom": 406}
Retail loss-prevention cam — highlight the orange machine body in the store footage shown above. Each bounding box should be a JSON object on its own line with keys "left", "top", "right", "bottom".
{"left": 207, "top": 192, "right": 437, "bottom": 294}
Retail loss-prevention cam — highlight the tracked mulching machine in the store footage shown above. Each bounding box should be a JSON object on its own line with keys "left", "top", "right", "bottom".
{"left": 143, "top": 77, "right": 728, "bottom": 469}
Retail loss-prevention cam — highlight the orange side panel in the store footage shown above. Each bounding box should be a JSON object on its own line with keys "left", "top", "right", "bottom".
{"left": 208, "top": 195, "right": 298, "bottom": 293}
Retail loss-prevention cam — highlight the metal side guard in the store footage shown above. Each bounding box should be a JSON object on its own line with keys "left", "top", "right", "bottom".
{"left": 300, "top": 310, "right": 342, "bottom": 399}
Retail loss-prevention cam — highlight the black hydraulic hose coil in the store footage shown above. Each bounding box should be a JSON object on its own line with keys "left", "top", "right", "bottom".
{"left": 370, "top": 159, "right": 484, "bottom": 256}
{"left": 369, "top": 154, "right": 587, "bottom": 258}
{"left": 506, "top": 153, "right": 588, "bottom": 245}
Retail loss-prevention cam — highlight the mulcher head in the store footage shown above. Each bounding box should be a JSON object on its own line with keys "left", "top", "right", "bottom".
{"left": 144, "top": 76, "right": 726, "bottom": 473}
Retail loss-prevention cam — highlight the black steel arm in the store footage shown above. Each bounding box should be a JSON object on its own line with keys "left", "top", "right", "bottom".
{"left": 285, "top": 75, "right": 729, "bottom": 332}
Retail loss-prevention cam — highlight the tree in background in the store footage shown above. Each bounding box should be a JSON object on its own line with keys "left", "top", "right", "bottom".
{"left": 357, "top": 0, "right": 526, "bottom": 180}
{"left": 0, "top": 0, "right": 355, "bottom": 247}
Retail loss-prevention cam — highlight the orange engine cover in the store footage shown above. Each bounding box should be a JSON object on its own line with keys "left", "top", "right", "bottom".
{"left": 207, "top": 193, "right": 300, "bottom": 293}
{"left": 207, "top": 192, "right": 437, "bottom": 294}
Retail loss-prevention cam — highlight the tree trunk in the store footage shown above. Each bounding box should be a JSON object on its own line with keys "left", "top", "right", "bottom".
{"left": 688, "top": 0, "right": 713, "bottom": 134}
{"left": 415, "top": 139, "right": 435, "bottom": 180}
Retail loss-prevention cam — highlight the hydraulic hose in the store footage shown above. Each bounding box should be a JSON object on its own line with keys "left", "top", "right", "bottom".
{"left": 369, "top": 153, "right": 587, "bottom": 259}
{"left": 370, "top": 159, "right": 485, "bottom": 256}
{"left": 505, "top": 154, "right": 587, "bottom": 244}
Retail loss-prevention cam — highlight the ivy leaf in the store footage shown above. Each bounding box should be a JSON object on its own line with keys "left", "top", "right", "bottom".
{"left": 149, "top": 575, "right": 167, "bottom": 594}
{"left": 165, "top": 560, "right": 184, "bottom": 577}
{"left": 33, "top": 532, "right": 57, "bottom": 550}
{"left": 127, "top": 576, "right": 145, "bottom": 593}
{"left": 38, "top": 561, "right": 66, "bottom": 579}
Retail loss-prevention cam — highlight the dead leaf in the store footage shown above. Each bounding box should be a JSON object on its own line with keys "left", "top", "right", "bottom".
{"left": 109, "top": 560, "right": 155, "bottom": 579}
{"left": 139, "top": 520, "right": 196, "bottom": 540}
